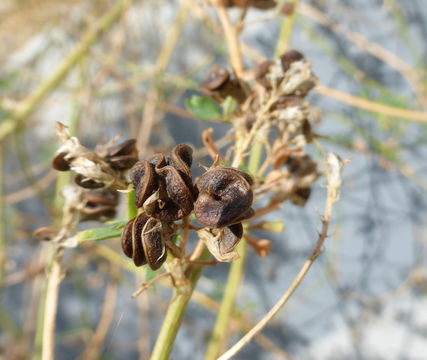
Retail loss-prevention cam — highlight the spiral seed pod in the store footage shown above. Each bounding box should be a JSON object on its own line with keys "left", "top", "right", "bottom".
{"left": 121, "top": 213, "right": 168, "bottom": 270}
{"left": 105, "top": 139, "right": 138, "bottom": 170}
{"left": 194, "top": 166, "right": 254, "bottom": 228}
{"left": 130, "top": 144, "right": 196, "bottom": 221}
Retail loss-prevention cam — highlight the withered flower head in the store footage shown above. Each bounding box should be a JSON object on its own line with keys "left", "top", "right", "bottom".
{"left": 51, "top": 122, "right": 129, "bottom": 190}
{"left": 194, "top": 166, "right": 254, "bottom": 228}
{"left": 130, "top": 144, "right": 196, "bottom": 221}
{"left": 121, "top": 213, "right": 171, "bottom": 270}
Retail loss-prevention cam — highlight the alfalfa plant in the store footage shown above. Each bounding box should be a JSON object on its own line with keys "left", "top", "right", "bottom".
{"left": 34, "top": 1, "right": 346, "bottom": 359}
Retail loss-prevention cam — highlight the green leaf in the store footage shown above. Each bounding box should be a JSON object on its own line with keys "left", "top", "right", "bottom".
{"left": 105, "top": 217, "right": 128, "bottom": 229}
{"left": 185, "top": 96, "right": 221, "bottom": 120}
{"left": 222, "top": 96, "right": 237, "bottom": 120}
{"left": 77, "top": 227, "right": 122, "bottom": 243}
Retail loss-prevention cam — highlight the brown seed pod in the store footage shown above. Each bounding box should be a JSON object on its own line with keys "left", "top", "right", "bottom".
{"left": 52, "top": 151, "right": 71, "bottom": 171}
{"left": 121, "top": 214, "right": 168, "bottom": 270}
{"left": 255, "top": 60, "right": 274, "bottom": 88}
{"left": 74, "top": 174, "right": 105, "bottom": 189}
{"left": 80, "top": 189, "right": 119, "bottom": 222}
{"left": 130, "top": 144, "right": 196, "bottom": 221}
{"left": 291, "top": 187, "right": 311, "bottom": 207}
{"left": 130, "top": 160, "right": 158, "bottom": 208}
{"left": 105, "top": 139, "right": 138, "bottom": 170}
{"left": 194, "top": 166, "right": 254, "bottom": 228}
{"left": 280, "top": 49, "right": 304, "bottom": 72}
{"left": 200, "top": 66, "right": 246, "bottom": 103}
{"left": 200, "top": 65, "right": 230, "bottom": 91}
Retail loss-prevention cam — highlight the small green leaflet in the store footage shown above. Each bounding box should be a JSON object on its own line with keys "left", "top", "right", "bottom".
{"left": 185, "top": 95, "right": 221, "bottom": 120}
{"left": 78, "top": 218, "right": 127, "bottom": 243}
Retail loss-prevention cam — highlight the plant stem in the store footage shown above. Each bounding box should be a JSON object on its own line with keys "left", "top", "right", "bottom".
{"left": 42, "top": 251, "right": 63, "bottom": 360}
{"left": 150, "top": 248, "right": 210, "bottom": 360}
{"left": 274, "top": 0, "right": 300, "bottom": 58}
{"left": 204, "top": 241, "right": 247, "bottom": 360}
{"left": 0, "top": 0, "right": 132, "bottom": 143}
{"left": 204, "top": 139, "right": 263, "bottom": 360}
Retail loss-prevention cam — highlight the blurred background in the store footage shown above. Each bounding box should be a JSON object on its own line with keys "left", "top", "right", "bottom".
{"left": 1, "top": 0, "right": 427, "bottom": 359}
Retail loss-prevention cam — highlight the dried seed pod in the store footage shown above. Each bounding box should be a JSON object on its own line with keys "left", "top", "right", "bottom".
{"left": 121, "top": 214, "right": 168, "bottom": 270}
{"left": 130, "top": 160, "right": 158, "bottom": 208}
{"left": 52, "top": 151, "right": 71, "bottom": 171}
{"left": 255, "top": 60, "right": 274, "bottom": 88}
{"left": 154, "top": 162, "right": 196, "bottom": 221}
{"left": 105, "top": 139, "right": 138, "bottom": 170}
{"left": 200, "top": 66, "right": 246, "bottom": 103}
{"left": 200, "top": 65, "right": 230, "bottom": 91}
{"left": 130, "top": 144, "right": 196, "bottom": 221}
{"left": 74, "top": 174, "right": 105, "bottom": 189}
{"left": 291, "top": 187, "right": 311, "bottom": 207}
{"left": 197, "top": 223, "right": 243, "bottom": 262}
{"left": 80, "top": 189, "right": 119, "bottom": 222}
{"left": 280, "top": 49, "right": 304, "bottom": 72}
{"left": 194, "top": 166, "right": 254, "bottom": 228}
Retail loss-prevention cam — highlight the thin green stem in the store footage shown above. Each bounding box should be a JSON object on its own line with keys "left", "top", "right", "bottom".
{"left": 205, "top": 6, "right": 301, "bottom": 356}
{"left": 274, "top": 0, "right": 300, "bottom": 58}
{"left": 204, "top": 241, "right": 247, "bottom": 360}
{"left": 150, "top": 249, "right": 210, "bottom": 360}
{"left": 204, "top": 143, "right": 262, "bottom": 359}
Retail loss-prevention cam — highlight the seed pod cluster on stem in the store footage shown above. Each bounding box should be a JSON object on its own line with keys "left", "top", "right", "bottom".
{"left": 121, "top": 145, "right": 256, "bottom": 267}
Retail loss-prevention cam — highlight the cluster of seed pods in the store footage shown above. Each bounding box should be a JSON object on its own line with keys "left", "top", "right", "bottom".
{"left": 121, "top": 145, "right": 255, "bottom": 269}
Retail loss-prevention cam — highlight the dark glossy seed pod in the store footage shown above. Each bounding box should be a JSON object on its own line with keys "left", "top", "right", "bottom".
{"left": 130, "top": 144, "right": 196, "bottom": 221}
{"left": 194, "top": 166, "right": 254, "bottom": 228}
{"left": 130, "top": 160, "right": 158, "bottom": 208}
{"left": 105, "top": 139, "right": 138, "bottom": 170}
{"left": 52, "top": 152, "right": 71, "bottom": 171}
{"left": 121, "top": 214, "right": 168, "bottom": 270}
